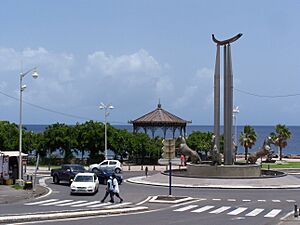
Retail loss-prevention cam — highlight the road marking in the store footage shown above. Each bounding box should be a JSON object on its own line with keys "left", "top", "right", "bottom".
{"left": 209, "top": 206, "right": 231, "bottom": 214}
{"left": 272, "top": 200, "right": 281, "bottom": 203}
{"left": 71, "top": 201, "right": 101, "bottom": 207}
{"left": 104, "top": 202, "right": 132, "bottom": 208}
{"left": 242, "top": 199, "right": 251, "bottom": 202}
{"left": 227, "top": 207, "right": 248, "bottom": 215}
{"left": 264, "top": 209, "right": 282, "bottom": 218}
{"left": 257, "top": 200, "right": 266, "bottom": 202}
{"left": 88, "top": 202, "right": 112, "bottom": 208}
{"left": 212, "top": 199, "right": 221, "bottom": 201}
{"left": 136, "top": 196, "right": 152, "bottom": 205}
{"left": 57, "top": 200, "right": 87, "bottom": 206}
{"left": 174, "top": 205, "right": 198, "bottom": 212}
{"left": 42, "top": 200, "right": 73, "bottom": 206}
{"left": 25, "top": 199, "right": 59, "bottom": 205}
{"left": 191, "top": 205, "right": 215, "bottom": 213}
{"left": 245, "top": 208, "right": 264, "bottom": 217}
{"left": 287, "top": 200, "right": 296, "bottom": 203}
{"left": 227, "top": 199, "right": 236, "bottom": 202}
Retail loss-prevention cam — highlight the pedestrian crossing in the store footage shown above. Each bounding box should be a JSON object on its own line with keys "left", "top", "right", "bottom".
{"left": 173, "top": 204, "right": 283, "bottom": 218}
{"left": 24, "top": 199, "right": 132, "bottom": 209}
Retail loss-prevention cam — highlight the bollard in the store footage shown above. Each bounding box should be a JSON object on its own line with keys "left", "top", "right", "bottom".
{"left": 145, "top": 166, "right": 148, "bottom": 177}
{"left": 128, "top": 165, "right": 130, "bottom": 171}
{"left": 153, "top": 165, "right": 155, "bottom": 171}
{"left": 27, "top": 175, "right": 29, "bottom": 180}
{"left": 294, "top": 204, "right": 298, "bottom": 217}
{"left": 141, "top": 165, "right": 144, "bottom": 170}
{"left": 268, "top": 164, "right": 270, "bottom": 170}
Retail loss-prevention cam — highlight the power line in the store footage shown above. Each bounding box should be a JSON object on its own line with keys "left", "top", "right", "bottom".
{"left": 0, "top": 90, "right": 94, "bottom": 121}
{"left": 0, "top": 89, "right": 130, "bottom": 124}
{"left": 234, "top": 88, "right": 300, "bottom": 98}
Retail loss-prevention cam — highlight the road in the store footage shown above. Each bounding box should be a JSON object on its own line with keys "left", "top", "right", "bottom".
{"left": 2, "top": 171, "right": 300, "bottom": 225}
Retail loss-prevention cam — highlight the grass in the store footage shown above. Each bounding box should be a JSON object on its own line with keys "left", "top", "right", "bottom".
{"left": 261, "top": 162, "right": 300, "bottom": 169}
{"left": 12, "top": 183, "right": 23, "bottom": 190}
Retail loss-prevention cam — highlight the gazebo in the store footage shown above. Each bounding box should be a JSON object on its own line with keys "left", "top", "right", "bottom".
{"left": 129, "top": 103, "right": 192, "bottom": 138}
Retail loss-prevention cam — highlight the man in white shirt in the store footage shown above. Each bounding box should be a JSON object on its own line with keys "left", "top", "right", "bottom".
{"left": 112, "top": 173, "right": 123, "bottom": 203}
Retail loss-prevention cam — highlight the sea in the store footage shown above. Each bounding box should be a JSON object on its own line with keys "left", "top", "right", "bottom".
{"left": 24, "top": 125, "right": 300, "bottom": 156}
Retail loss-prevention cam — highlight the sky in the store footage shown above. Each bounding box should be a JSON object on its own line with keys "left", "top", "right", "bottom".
{"left": 0, "top": 0, "right": 299, "bottom": 126}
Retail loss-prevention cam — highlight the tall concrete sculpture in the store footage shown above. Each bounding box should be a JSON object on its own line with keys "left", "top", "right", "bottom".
{"left": 212, "top": 33, "right": 242, "bottom": 165}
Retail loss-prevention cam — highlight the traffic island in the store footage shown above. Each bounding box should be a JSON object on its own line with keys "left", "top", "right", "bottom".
{"left": 149, "top": 195, "right": 193, "bottom": 204}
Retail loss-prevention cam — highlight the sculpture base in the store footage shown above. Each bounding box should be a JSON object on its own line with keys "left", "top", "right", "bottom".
{"left": 186, "top": 163, "right": 261, "bottom": 178}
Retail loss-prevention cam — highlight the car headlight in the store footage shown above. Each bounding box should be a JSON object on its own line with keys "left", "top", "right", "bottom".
{"left": 71, "top": 185, "right": 76, "bottom": 189}
{"left": 88, "top": 186, "right": 93, "bottom": 189}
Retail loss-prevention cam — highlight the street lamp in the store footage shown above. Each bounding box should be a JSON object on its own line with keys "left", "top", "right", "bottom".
{"left": 232, "top": 106, "right": 240, "bottom": 160}
{"left": 18, "top": 67, "right": 39, "bottom": 185}
{"left": 99, "top": 102, "right": 114, "bottom": 160}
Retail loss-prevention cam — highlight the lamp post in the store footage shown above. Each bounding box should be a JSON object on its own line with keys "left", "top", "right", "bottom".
{"left": 99, "top": 102, "right": 114, "bottom": 160}
{"left": 18, "top": 67, "right": 39, "bottom": 185}
{"left": 232, "top": 106, "right": 240, "bottom": 160}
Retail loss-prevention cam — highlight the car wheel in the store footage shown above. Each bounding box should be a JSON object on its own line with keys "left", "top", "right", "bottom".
{"left": 53, "top": 175, "right": 60, "bottom": 184}
{"left": 115, "top": 168, "right": 121, "bottom": 174}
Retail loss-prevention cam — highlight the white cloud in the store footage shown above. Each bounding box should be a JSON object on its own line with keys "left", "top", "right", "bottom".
{"left": 87, "top": 49, "right": 161, "bottom": 76}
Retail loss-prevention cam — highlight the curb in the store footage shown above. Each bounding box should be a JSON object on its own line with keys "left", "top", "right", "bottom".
{"left": 127, "top": 176, "right": 300, "bottom": 189}
{"left": 0, "top": 206, "right": 148, "bottom": 223}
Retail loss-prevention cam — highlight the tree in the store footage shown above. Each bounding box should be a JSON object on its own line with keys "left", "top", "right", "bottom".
{"left": 270, "top": 124, "right": 291, "bottom": 160}
{"left": 239, "top": 125, "right": 257, "bottom": 160}
{"left": 43, "top": 123, "right": 77, "bottom": 163}
{"left": 0, "top": 121, "right": 19, "bottom": 151}
{"left": 187, "top": 131, "right": 214, "bottom": 158}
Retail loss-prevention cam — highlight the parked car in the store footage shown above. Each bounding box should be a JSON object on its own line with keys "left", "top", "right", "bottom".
{"left": 89, "top": 160, "right": 122, "bottom": 173}
{"left": 70, "top": 172, "right": 99, "bottom": 195}
{"left": 51, "top": 164, "right": 86, "bottom": 184}
{"left": 93, "top": 168, "right": 123, "bottom": 185}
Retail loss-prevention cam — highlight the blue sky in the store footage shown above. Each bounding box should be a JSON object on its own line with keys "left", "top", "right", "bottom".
{"left": 0, "top": 0, "right": 299, "bottom": 126}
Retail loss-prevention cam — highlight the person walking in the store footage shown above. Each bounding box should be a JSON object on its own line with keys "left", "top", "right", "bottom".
{"left": 112, "top": 173, "right": 123, "bottom": 203}
{"left": 101, "top": 176, "right": 114, "bottom": 203}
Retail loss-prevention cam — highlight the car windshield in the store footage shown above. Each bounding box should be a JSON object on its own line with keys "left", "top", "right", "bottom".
{"left": 70, "top": 166, "right": 85, "bottom": 172}
{"left": 74, "top": 175, "right": 93, "bottom": 182}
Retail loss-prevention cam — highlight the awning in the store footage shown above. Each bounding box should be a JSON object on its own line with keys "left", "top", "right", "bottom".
{"left": 0, "top": 151, "right": 28, "bottom": 157}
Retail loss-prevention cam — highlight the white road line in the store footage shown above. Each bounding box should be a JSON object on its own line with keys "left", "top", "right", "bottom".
{"left": 212, "top": 199, "right": 221, "bottom": 201}
{"left": 191, "top": 205, "right": 215, "bottom": 213}
{"left": 227, "top": 207, "right": 248, "bottom": 215}
{"left": 104, "top": 202, "right": 132, "bottom": 209}
{"left": 264, "top": 209, "right": 282, "bottom": 218}
{"left": 136, "top": 196, "right": 152, "bottom": 205}
{"left": 42, "top": 200, "right": 73, "bottom": 206}
{"left": 245, "top": 208, "right": 264, "bottom": 217}
{"left": 88, "top": 202, "right": 112, "bottom": 208}
{"left": 71, "top": 201, "right": 100, "bottom": 207}
{"left": 209, "top": 206, "right": 231, "bottom": 214}
{"left": 227, "top": 199, "right": 236, "bottom": 202}
{"left": 25, "top": 199, "right": 59, "bottom": 205}
{"left": 173, "top": 205, "right": 198, "bottom": 212}
{"left": 57, "top": 200, "right": 87, "bottom": 206}
{"left": 287, "top": 200, "right": 296, "bottom": 203}
{"left": 272, "top": 200, "right": 281, "bottom": 203}
{"left": 257, "top": 200, "right": 266, "bottom": 202}
{"left": 242, "top": 199, "right": 251, "bottom": 202}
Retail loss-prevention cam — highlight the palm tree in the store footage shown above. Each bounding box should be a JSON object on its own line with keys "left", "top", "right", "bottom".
{"left": 239, "top": 125, "right": 257, "bottom": 160}
{"left": 270, "top": 124, "right": 291, "bottom": 161}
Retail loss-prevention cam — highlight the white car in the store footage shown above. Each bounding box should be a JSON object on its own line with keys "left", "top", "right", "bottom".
{"left": 89, "top": 160, "right": 122, "bottom": 173}
{"left": 70, "top": 173, "right": 99, "bottom": 195}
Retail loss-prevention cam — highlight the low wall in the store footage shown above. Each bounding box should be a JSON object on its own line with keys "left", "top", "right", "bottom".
{"left": 186, "top": 163, "right": 261, "bottom": 178}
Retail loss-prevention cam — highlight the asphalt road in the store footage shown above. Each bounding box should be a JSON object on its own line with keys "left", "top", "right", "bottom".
{"left": 2, "top": 171, "right": 300, "bottom": 225}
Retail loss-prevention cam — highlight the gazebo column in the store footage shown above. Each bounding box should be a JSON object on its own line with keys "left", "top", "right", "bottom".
{"left": 150, "top": 127, "right": 156, "bottom": 138}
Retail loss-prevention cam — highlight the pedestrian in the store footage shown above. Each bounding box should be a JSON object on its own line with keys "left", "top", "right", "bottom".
{"left": 112, "top": 173, "right": 123, "bottom": 203}
{"left": 101, "top": 176, "right": 114, "bottom": 203}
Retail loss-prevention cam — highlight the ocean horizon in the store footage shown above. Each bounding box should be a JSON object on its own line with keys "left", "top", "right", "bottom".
{"left": 24, "top": 124, "right": 300, "bottom": 156}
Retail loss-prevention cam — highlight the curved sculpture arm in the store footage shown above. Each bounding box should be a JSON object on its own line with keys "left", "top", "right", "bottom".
{"left": 212, "top": 33, "right": 243, "bottom": 45}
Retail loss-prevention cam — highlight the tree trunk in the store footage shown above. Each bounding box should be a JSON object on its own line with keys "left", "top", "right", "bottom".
{"left": 279, "top": 146, "right": 282, "bottom": 161}
{"left": 244, "top": 147, "right": 248, "bottom": 160}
